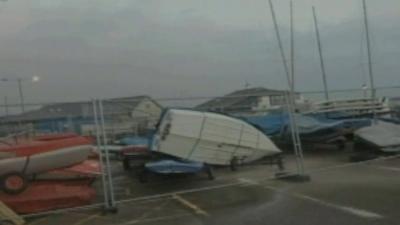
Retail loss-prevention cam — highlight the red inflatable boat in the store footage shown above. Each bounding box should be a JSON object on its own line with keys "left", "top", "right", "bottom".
{"left": 0, "top": 134, "right": 94, "bottom": 194}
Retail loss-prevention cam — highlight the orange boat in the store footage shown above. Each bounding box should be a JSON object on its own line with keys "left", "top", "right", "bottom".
{"left": 0, "top": 134, "right": 94, "bottom": 194}
{"left": 0, "top": 180, "right": 96, "bottom": 214}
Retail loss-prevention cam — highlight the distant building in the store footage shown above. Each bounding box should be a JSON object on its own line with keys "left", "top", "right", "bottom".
{"left": 1, "top": 96, "right": 162, "bottom": 136}
{"left": 195, "top": 87, "right": 306, "bottom": 116}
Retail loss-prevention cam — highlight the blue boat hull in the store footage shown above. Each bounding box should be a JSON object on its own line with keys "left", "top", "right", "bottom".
{"left": 145, "top": 160, "right": 205, "bottom": 174}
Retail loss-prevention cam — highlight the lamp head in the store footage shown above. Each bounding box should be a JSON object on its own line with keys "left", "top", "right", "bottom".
{"left": 32, "top": 76, "right": 40, "bottom": 82}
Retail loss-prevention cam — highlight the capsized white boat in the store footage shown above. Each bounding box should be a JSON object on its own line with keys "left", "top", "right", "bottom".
{"left": 0, "top": 145, "right": 93, "bottom": 176}
{"left": 151, "top": 109, "right": 281, "bottom": 166}
{"left": 354, "top": 121, "right": 400, "bottom": 152}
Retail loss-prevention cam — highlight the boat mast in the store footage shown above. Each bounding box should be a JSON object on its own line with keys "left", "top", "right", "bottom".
{"left": 290, "top": 1, "right": 295, "bottom": 91}
{"left": 312, "top": 6, "right": 329, "bottom": 101}
{"left": 362, "top": 0, "right": 375, "bottom": 100}
{"left": 362, "top": 0, "right": 377, "bottom": 121}
{"left": 268, "top": 0, "right": 305, "bottom": 175}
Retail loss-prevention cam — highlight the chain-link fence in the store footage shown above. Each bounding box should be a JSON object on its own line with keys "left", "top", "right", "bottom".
{"left": 0, "top": 99, "right": 110, "bottom": 221}
{"left": 0, "top": 86, "right": 399, "bottom": 220}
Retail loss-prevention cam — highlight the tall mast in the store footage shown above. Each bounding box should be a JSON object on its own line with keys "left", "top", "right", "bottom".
{"left": 268, "top": 0, "right": 290, "bottom": 79}
{"left": 290, "top": 1, "right": 295, "bottom": 91}
{"left": 268, "top": 0, "right": 305, "bottom": 175}
{"left": 312, "top": 6, "right": 329, "bottom": 101}
{"left": 362, "top": 0, "right": 375, "bottom": 100}
{"left": 289, "top": 1, "right": 305, "bottom": 174}
{"left": 362, "top": 0, "right": 377, "bottom": 122}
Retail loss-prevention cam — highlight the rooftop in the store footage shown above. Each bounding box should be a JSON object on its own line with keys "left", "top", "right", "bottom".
{"left": 1, "top": 95, "right": 158, "bottom": 123}
{"left": 195, "top": 87, "right": 293, "bottom": 110}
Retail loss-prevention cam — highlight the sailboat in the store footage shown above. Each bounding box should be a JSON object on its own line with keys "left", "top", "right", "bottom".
{"left": 307, "top": 2, "right": 390, "bottom": 120}
{"left": 151, "top": 109, "right": 281, "bottom": 166}
{"left": 351, "top": 0, "right": 400, "bottom": 154}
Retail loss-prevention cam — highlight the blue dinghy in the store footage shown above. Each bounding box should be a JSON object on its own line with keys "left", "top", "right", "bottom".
{"left": 145, "top": 160, "right": 205, "bottom": 174}
{"left": 138, "top": 159, "right": 214, "bottom": 182}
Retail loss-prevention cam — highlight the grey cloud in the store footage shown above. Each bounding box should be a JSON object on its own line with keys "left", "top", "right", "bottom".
{"left": 0, "top": 0, "right": 398, "bottom": 108}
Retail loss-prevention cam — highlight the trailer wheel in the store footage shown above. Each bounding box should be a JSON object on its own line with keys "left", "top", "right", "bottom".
{"left": 336, "top": 140, "right": 346, "bottom": 150}
{"left": 230, "top": 157, "right": 238, "bottom": 171}
{"left": 117, "top": 152, "right": 124, "bottom": 161}
{"left": 1, "top": 172, "right": 28, "bottom": 195}
{"left": 138, "top": 171, "right": 148, "bottom": 183}
{"left": 123, "top": 157, "right": 131, "bottom": 171}
{"left": 276, "top": 156, "right": 285, "bottom": 171}
{"left": 138, "top": 166, "right": 148, "bottom": 183}
{"left": 205, "top": 166, "right": 215, "bottom": 180}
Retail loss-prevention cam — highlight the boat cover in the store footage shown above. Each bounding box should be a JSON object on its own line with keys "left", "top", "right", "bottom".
{"left": 245, "top": 113, "right": 343, "bottom": 136}
{"left": 145, "top": 160, "right": 204, "bottom": 174}
{"left": 244, "top": 114, "right": 286, "bottom": 136}
{"left": 0, "top": 136, "right": 93, "bottom": 157}
{"left": 355, "top": 121, "right": 400, "bottom": 151}
{"left": 117, "top": 136, "right": 149, "bottom": 146}
{"left": 308, "top": 112, "right": 372, "bottom": 130}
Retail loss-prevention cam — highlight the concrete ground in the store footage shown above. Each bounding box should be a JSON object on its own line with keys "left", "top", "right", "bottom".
{"left": 25, "top": 149, "right": 400, "bottom": 225}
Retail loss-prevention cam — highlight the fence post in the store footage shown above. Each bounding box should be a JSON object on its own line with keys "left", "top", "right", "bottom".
{"left": 92, "top": 99, "right": 111, "bottom": 211}
{"left": 99, "top": 99, "right": 117, "bottom": 212}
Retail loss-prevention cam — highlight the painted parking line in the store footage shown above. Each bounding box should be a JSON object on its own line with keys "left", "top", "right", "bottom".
{"left": 311, "top": 154, "right": 400, "bottom": 174}
{"left": 237, "top": 178, "right": 260, "bottom": 186}
{"left": 370, "top": 166, "right": 400, "bottom": 172}
{"left": 295, "top": 194, "right": 382, "bottom": 219}
{"left": 123, "top": 213, "right": 191, "bottom": 225}
{"left": 263, "top": 185, "right": 383, "bottom": 219}
{"left": 71, "top": 213, "right": 102, "bottom": 225}
{"left": 27, "top": 217, "right": 49, "bottom": 225}
{"left": 68, "top": 211, "right": 118, "bottom": 223}
{"left": 122, "top": 199, "right": 172, "bottom": 225}
{"left": 237, "top": 178, "right": 383, "bottom": 220}
{"left": 172, "top": 194, "right": 209, "bottom": 217}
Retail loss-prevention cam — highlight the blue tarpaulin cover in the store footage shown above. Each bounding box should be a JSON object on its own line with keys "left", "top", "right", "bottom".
{"left": 308, "top": 112, "right": 372, "bottom": 130}
{"left": 145, "top": 160, "right": 204, "bottom": 174}
{"left": 245, "top": 113, "right": 344, "bottom": 136}
{"left": 117, "top": 136, "right": 149, "bottom": 146}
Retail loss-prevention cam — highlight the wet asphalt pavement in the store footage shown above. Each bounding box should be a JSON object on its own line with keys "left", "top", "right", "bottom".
{"left": 25, "top": 149, "right": 400, "bottom": 225}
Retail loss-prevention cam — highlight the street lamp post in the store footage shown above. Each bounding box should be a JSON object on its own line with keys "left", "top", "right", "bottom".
{"left": 362, "top": 84, "right": 368, "bottom": 98}
{"left": 1, "top": 76, "right": 40, "bottom": 114}
{"left": 17, "top": 78, "right": 25, "bottom": 113}
{"left": 4, "top": 96, "right": 8, "bottom": 116}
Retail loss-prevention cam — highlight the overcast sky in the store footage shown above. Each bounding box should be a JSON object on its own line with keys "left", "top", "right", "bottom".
{"left": 0, "top": 0, "right": 398, "bottom": 108}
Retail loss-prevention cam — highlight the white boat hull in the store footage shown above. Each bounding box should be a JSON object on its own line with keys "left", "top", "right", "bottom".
{"left": 151, "top": 109, "right": 281, "bottom": 166}
{"left": 0, "top": 145, "right": 93, "bottom": 176}
{"left": 355, "top": 121, "right": 400, "bottom": 152}
{"left": 307, "top": 98, "right": 391, "bottom": 117}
